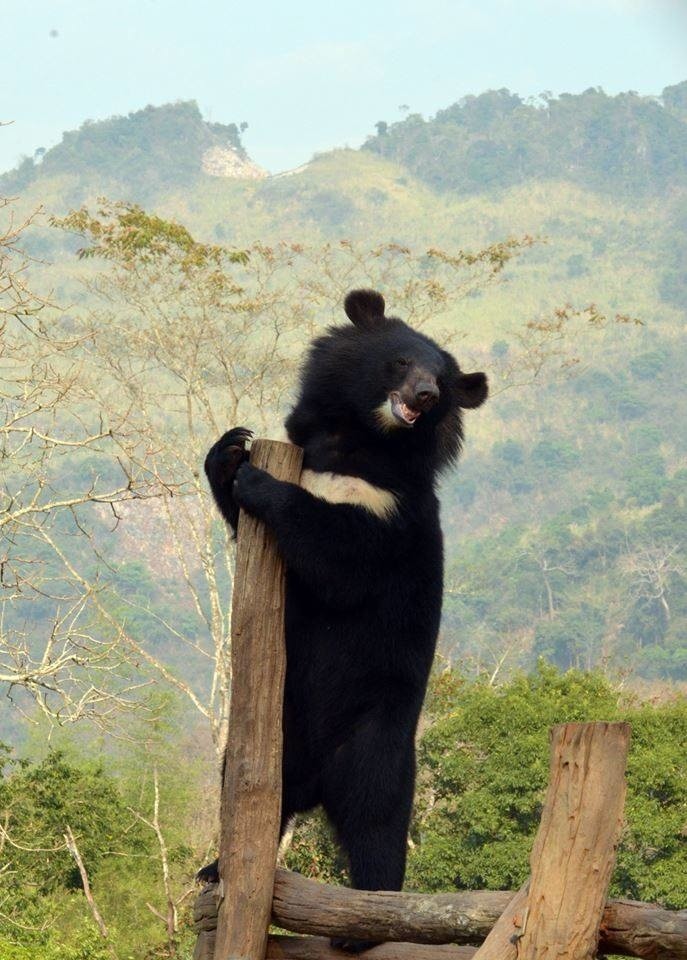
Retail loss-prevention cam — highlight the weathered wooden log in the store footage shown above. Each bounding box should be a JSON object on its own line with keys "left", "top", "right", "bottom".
{"left": 197, "top": 929, "right": 477, "bottom": 960}
{"left": 194, "top": 877, "right": 687, "bottom": 960}
{"left": 272, "top": 868, "right": 687, "bottom": 959}
{"left": 600, "top": 899, "right": 687, "bottom": 960}
{"left": 466, "top": 883, "right": 529, "bottom": 960}
{"left": 266, "top": 935, "right": 477, "bottom": 959}
{"left": 272, "top": 869, "right": 509, "bottom": 944}
{"left": 214, "top": 439, "right": 303, "bottom": 960}
{"left": 473, "top": 721, "right": 631, "bottom": 960}
{"left": 517, "top": 721, "right": 631, "bottom": 960}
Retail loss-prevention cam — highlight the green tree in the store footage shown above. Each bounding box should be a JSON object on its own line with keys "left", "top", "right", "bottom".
{"left": 407, "top": 666, "right": 687, "bottom": 908}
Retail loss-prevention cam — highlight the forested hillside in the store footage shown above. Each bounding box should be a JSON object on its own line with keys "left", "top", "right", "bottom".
{"left": 2, "top": 82, "right": 686, "bottom": 959}
{"left": 2, "top": 88, "right": 686, "bottom": 703}
{"left": 364, "top": 83, "right": 687, "bottom": 195}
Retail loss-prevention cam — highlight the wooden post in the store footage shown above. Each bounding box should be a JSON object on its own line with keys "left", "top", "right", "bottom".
{"left": 215, "top": 439, "right": 303, "bottom": 960}
{"left": 474, "top": 721, "right": 631, "bottom": 960}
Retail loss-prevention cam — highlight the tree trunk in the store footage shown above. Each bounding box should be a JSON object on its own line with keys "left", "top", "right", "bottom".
{"left": 214, "top": 439, "right": 303, "bottom": 960}
{"left": 467, "top": 884, "right": 529, "bottom": 960}
{"left": 64, "top": 824, "right": 110, "bottom": 942}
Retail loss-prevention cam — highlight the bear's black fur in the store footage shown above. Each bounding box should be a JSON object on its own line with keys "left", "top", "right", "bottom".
{"left": 201, "top": 290, "right": 487, "bottom": 950}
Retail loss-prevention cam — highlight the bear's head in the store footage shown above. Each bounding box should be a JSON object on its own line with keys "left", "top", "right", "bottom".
{"left": 286, "top": 289, "right": 488, "bottom": 469}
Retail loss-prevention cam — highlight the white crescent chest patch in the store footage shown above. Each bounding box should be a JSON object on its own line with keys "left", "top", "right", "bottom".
{"left": 300, "top": 469, "right": 398, "bottom": 521}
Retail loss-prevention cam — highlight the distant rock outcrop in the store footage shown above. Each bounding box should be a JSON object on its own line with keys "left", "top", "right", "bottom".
{"left": 201, "top": 146, "right": 267, "bottom": 180}
{"left": 0, "top": 100, "right": 258, "bottom": 199}
{"left": 271, "top": 163, "right": 310, "bottom": 180}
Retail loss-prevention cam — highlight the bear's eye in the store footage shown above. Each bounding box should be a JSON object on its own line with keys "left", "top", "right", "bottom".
{"left": 396, "top": 358, "right": 410, "bottom": 368}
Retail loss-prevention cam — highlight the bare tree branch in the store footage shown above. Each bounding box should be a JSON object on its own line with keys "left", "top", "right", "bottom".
{"left": 63, "top": 825, "right": 112, "bottom": 947}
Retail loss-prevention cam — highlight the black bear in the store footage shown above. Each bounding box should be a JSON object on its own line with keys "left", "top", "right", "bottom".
{"left": 200, "top": 290, "right": 487, "bottom": 950}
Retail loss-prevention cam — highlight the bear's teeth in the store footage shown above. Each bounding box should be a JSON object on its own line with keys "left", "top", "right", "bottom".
{"left": 400, "top": 402, "right": 420, "bottom": 423}
{"left": 387, "top": 392, "right": 421, "bottom": 427}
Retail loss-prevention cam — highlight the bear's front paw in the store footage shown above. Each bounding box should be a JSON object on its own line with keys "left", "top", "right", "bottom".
{"left": 233, "top": 462, "right": 275, "bottom": 517}
{"left": 204, "top": 428, "right": 253, "bottom": 490}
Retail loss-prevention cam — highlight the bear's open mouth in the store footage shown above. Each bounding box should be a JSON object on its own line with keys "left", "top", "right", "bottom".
{"left": 389, "top": 391, "right": 421, "bottom": 426}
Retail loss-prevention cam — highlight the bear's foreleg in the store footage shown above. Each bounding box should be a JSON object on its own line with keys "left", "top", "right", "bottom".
{"left": 233, "top": 462, "right": 391, "bottom": 606}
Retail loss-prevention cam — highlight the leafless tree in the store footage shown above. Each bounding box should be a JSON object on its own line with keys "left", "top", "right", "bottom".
{"left": 41, "top": 202, "right": 545, "bottom": 754}
{"left": 621, "top": 542, "right": 683, "bottom": 624}
{"left": 64, "top": 825, "right": 113, "bottom": 949}
{"left": 4, "top": 198, "right": 622, "bottom": 746}
{"left": 128, "top": 766, "right": 195, "bottom": 957}
{"left": 526, "top": 545, "right": 575, "bottom": 621}
{"left": 1, "top": 197, "right": 164, "bottom": 724}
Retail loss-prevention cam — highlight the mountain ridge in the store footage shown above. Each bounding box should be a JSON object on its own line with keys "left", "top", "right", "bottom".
{"left": 4, "top": 83, "right": 687, "bottom": 205}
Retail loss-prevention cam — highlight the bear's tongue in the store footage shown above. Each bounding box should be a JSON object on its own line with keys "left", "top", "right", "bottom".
{"left": 390, "top": 392, "right": 421, "bottom": 425}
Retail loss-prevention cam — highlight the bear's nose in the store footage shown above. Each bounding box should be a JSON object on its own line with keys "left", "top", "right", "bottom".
{"left": 414, "top": 381, "right": 439, "bottom": 410}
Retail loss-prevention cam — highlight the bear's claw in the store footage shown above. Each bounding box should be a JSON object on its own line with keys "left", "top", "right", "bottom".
{"left": 205, "top": 428, "right": 253, "bottom": 489}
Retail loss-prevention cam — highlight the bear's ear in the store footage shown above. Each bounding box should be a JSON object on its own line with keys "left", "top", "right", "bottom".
{"left": 344, "top": 289, "right": 387, "bottom": 329}
{"left": 456, "top": 371, "right": 488, "bottom": 408}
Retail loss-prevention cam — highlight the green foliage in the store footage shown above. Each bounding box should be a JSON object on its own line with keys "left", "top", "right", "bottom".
{"left": 439, "top": 310, "right": 687, "bottom": 683}
{"left": 531, "top": 438, "right": 577, "bottom": 473}
{"left": 629, "top": 350, "right": 669, "bottom": 381}
{"left": 619, "top": 701, "right": 687, "bottom": 906}
{"left": 0, "top": 736, "right": 206, "bottom": 960}
{"left": 407, "top": 667, "right": 687, "bottom": 907}
{"left": 566, "top": 253, "right": 588, "bottom": 278}
{"left": 51, "top": 201, "right": 249, "bottom": 273}
{"left": 0, "top": 926, "right": 112, "bottom": 960}
{"left": 284, "top": 809, "right": 348, "bottom": 885}
{"left": 364, "top": 86, "right": 687, "bottom": 196}
{"left": 658, "top": 194, "right": 687, "bottom": 312}
{"left": 532, "top": 607, "right": 605, "bottom": 670}
{"left": 625, "top": 453, "right": 666, "bottom": 505}
{"left": 0, "top": 750, "right": 143, "bottom": 894}
{"left": 283, "top": 670, "right": 686, "bottom": 908}
{"left": 443, "top": 459, "right": 687, "bottom": 680}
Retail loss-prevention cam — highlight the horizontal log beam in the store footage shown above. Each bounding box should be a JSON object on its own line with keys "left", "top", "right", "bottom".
{"left": 601, "top": 899, "right": 687, "bottom": 960}
{"left": 270, "top": 869, "right": 687, "bottom": 960}
{"left": 272, "top": 869, "right": 506, "bottom": 944}
{"left": 267, "top": 935, "right": 477, "bottom": 960}
{"left": 194, "top": 876, "right": 687, "bottom": 960}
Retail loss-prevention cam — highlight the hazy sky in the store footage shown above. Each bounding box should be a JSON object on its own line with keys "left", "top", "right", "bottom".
{"left": 3, "top": 0, "right": 687, "bottom": 175}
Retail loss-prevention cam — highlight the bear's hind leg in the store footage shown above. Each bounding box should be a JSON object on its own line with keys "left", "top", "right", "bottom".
{"left": 328, "top": 791, "right": 412, "bottom": 952}
{"left": 322, "top": 716, "right": 415, "bottom": 952}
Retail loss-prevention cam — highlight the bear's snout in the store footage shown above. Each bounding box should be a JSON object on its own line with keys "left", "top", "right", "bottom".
{"left": 413, "top": 380, "right": 440, "bottom": 411}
